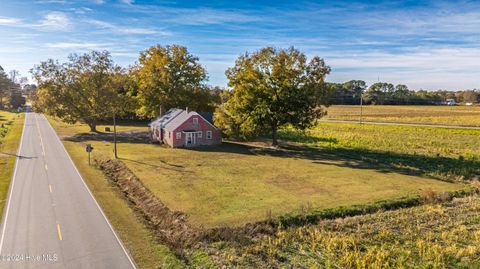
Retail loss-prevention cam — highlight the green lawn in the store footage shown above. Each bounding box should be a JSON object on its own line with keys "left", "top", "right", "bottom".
{"left": 0, "top": 111, "right": 24, "bottom": 218}
{"left": 325, "top": 105, "right": 480, "bottom": 127}
{"left": 49, "top": 118, "right": 464, "bottom": 228}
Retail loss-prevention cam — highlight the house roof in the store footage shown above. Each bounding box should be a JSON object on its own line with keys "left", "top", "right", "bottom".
{"left": 149, "top": 108, "right": 183, "bottom": 128}
{"left": 150, "top": 108, "right": 218, "bottom": 132}
{"left": 163, "top": 111, "right": 200, "bottom": 132}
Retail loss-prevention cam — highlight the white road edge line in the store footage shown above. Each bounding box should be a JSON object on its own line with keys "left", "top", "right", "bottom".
{"left": 0, "top": 112, "right": 28, "bottom": 253}
{"left": 41, "top": 114, "right": 138, "bottom": 269}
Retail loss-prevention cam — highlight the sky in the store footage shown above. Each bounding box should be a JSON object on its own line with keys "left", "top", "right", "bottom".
{"left": 0, "top": 0, "right": 479, "bottom": 90}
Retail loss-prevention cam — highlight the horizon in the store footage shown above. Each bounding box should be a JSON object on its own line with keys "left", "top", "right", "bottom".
{"left": 1, "top": 0, "right": 479, "bottom": 90}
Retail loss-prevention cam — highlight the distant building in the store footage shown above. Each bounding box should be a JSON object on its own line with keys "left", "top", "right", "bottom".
{"left": 149, "top": 108, "right": 222, "bottom": 148}
{"left": 446, "top": 99, "right": 457, "bottom": 106}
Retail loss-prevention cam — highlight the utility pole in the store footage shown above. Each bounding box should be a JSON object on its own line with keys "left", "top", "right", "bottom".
{"left": 113, "top": 112, "right": 117, "bottom": 159}
{"left": 360, "top": 92, "right": 364, "bottom": 124}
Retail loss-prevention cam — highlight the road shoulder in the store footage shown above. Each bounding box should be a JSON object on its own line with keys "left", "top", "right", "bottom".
{"left": 0, "top": 112, "right": 25, "bottom": 219}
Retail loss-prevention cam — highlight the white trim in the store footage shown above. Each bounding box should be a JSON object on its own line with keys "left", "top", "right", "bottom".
{"left": 176, "top": 132, "right": 181, "bottom": 139}
{"left": 0, "top": 112, "right": 27, "bottom": 253}
{"left": 197, "top": 131, "right": 202, "bottom": 138}
{"left": 42, "top": 114, "right": 138, "bottom": 269}
{"left": 192, "top": 117, "right": 198, "bottom": 125}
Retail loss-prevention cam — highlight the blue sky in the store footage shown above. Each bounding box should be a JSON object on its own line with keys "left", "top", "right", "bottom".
{"left": 0, "top": 0, "right": 479, "bottom": 90}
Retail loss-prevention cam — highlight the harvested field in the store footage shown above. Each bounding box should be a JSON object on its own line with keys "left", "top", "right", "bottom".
{"left": 325, "top": 105, "right": 480, "bottom": 127}
{"left": 206, "top": 192, "right": 480, "bottom": 268}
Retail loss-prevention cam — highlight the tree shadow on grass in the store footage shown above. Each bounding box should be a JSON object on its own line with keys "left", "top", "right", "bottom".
{"left": 190, "top": 141, "right": 479, "bottom": 182}
{"left": 63, "top": 131, "right": 151, "bottom": 144}
{"left": 185, "top": 142, "right": 257, "bottom": 156}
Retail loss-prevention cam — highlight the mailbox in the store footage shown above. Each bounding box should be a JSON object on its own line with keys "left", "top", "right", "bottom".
{"left": 86, "top": 144, "right": 94, "bottom": 152}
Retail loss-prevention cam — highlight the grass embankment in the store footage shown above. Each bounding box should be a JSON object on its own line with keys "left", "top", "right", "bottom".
{"left": 0, "top": 111, "right": 24, "bottom": 218}
{"left": 208, "top": 193, "right": 480, "bottom": 268}
{"left": 325, "top": 105, "right": 480, "bottom": 127}
{"left": 48, "top": 119, "right": 185, "bottom": 269}
{"left": 49, "top": 118, "right": 463, "bottom": 228}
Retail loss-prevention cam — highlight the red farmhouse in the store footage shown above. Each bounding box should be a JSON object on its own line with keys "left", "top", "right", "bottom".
{"left": 149, "top": 108, "right": 222, "bottom": 148}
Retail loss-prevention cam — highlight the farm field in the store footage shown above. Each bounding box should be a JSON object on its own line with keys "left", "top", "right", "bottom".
{"left": 206, "top": 193, "right": 480, "bottom": 268}
{"left": 325, "top": 105, "right": 480, "bottom": 127}
{"left": 49, "top": 118, "right": 468, "bottom": 228}
{"left": 0, "top": 111, "right": 24, "bottom": 218}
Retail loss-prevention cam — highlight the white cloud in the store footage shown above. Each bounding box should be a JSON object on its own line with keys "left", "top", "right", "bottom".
{"left": 44, "top": 42, "right": 111, "bottom": 49}
{"left": 84, "top": 19, "right": 170, "bottom": 35}
{"left": 125, "top": 6, "right": 260, "bottom": 25}
{"left": 0, "top": 17, "right": 22, "bottom": 25}
{"left": 324, "top": 47, "right": 480, "bottom": 90}
{"left": 70, "top": 7, "right": 93, "bottom": 14}
{"left": 119, "top": 0, "right": 134, "bottom": 4}
{"left": 37, "top": 11, "right": 71, "bottom": 31}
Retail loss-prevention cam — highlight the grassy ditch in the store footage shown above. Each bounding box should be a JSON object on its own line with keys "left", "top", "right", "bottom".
{"left": 0, "top": 111, "right": 24, "bottom": 218}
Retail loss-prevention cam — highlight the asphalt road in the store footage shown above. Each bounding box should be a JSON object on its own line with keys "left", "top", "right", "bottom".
{"left": 0, "top": 112, "right": 136, "bottom": 269}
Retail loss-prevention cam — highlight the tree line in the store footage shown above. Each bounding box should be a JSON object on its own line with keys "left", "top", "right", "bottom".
{"left": 0, "top": 67, "right": 30, "bottom": 110}
{"left": 30, "top": 44, "right": 480, "bottom": 146}
{"left": 329, "top": 81, "right": 479, "bottom": 105}
{"left": 32, "top": 45, "right": 331, "bottom": 146}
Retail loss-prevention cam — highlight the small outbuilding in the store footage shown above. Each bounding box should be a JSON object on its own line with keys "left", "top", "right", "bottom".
{"left": 149, "top": 108, "right": 222, "bottom": 148}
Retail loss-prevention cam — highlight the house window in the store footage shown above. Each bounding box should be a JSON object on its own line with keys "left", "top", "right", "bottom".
{"left": 176, "top": 132, "right": 181, "bottom": 139}
{"left": 168, "top": 131, "right": 171, "bottom": 138}
{"left": 206, "top": 131, "right": 212, "bottom": 139}
{"left": 197, "top": 131, "right": 202, "bottom": 138}
{"left": 192, "top": 118, "right": 198, "bottom": 125}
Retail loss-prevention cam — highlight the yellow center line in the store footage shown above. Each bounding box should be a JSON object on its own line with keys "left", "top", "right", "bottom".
{"left": 57, "top": 224, "right": 63, "bottom": 241}
{"left": 34, "top": 114, "right": 46, "bottom": 156}
{"left": 49, "top": 185, "right": 52, "bottom": 193}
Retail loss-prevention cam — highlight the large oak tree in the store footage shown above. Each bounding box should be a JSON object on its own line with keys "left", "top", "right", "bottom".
{"left": 32, "top": 51, "right": 122, "bottom": 132}
{"left": 221, "top": 47, "right": 331, "bottom": 146}
{"left": 133, "top": 45, "right": 217, "bottom": 118}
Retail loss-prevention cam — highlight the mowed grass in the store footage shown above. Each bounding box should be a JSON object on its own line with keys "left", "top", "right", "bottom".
{"left": 48, "top": 119, "right": 185, "bottom": 269}
{"left": 50, "top": 118, "right": 463, "bottom": 228}
{"left": 325, "top": 105, "right": 480, "bottom": 127}
{"left": 0, "top": 111, "right": 24, "bottom": 218}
